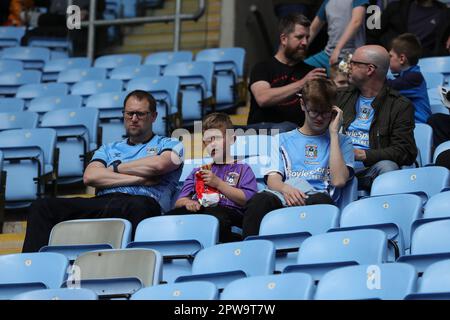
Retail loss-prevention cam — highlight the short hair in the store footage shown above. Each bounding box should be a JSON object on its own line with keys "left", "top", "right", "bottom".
{"left": 202, "top": 112, "right": 234, "bottom": 132}
{"left": 123, "top": 90, "right": 157, "bottom": 113}
{"left": 301, "top": 78, "right": 337, "bottom": 112}
{"left": 278, "top": 13, "right": 311, "bottom": 36}
{"left": 390, "top": 33, "right": 423, "bottom": 66}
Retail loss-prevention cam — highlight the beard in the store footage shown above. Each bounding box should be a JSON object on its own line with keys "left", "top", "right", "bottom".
{"left": 284, "top": 45, "right": 307, "bottom": 62}
{"left": 126, "top": 127, "right": 145, "bottom": 138}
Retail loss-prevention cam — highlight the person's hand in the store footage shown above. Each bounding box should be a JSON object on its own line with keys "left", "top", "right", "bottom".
{"left": 329, "top": 106, "right": 343, "bottom": 134}
{"left": 299, "top": 68, "right": 327, "bottom": 87}
{"left": 200, "top": 170, "right": 222, "bottom": 189}
{"left": 281, "top": 184, "right": 308, "bottom": 207}
{"left": 185, "top": 199, "right": 201, "bottom": 212}
{"left": 354, "top": 149, "right": 367, "bottom": 161}
{"left": 330, "top": 49, "right": 340, "bottom": 66}
{"left": 446, "top": 35, "right": 450, "bottom": 53}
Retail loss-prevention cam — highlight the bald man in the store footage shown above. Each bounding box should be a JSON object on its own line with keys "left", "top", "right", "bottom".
{"left": 337, "top": 45, "right": 417, "bottom": 191}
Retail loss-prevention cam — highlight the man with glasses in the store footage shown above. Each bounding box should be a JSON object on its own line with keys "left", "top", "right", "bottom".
{"left": 338, "top": 45, "right": 417, "bottom": 191}
{"left": 243, "top": 78, "right": 354, "bottom": 237}
{"left": 22, "top": 90, "right": 184, "bottom": 252}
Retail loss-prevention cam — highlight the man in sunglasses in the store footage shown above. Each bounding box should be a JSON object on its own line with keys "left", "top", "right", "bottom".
{"left": 22, "top": 90, "right": 184, "bottom": 252}
{"left": 337, "top": 45, "right": 417, "bottom": 191}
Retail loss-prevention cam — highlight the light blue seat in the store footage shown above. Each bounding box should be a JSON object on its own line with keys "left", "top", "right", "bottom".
{"left": 430, "top": 104, "right": 449, "bottom": 115}
{"left": 405, "top": 259, "right": 450, "bottom": 300}
{"left": 397, "top": 219, "right": 450, "bottom": 273}
{"left": 419, "top": 57, "right": 450, "bottom": 82}
{"left": 283, "top": 229, "right": 388, "bottom": 281}
{"left": 70, "top": 79, "right": 123, "bottom": 101}
{"left": 127, "top": 76, "right": 180, "bottom": 135}
{"left": 0, "top": 111, "right": 39, "bottom": 130}
{"left": 144, "top": 51, "right": 193, "bottom": 73}
{"left": 29, "top": 95, "right": 83, "bottom": 115}
{"left": 428, "top": 88, "right": 442, "bottom": 105}
{"left": 28, "top": 38, "right": 72, "bottom": 55}
{"left": 315, "top": 263, "right": 417, "bottom": 300}
{"left": 411, "top": 191, "right": 450, "bottom": 233}
{"left": 196, "top": 47, "right": 245, "bottom": 109}
{"left": 109, "top": 65, "right": 160, "bottom": 83}
{"left": 0, "top": 128, "right": 57, "bottom": 208}
{"left": 43, "top": 57, "right": 91, "bottom": 82}
{"left": 371, "top": 166, "right": 450, "bottom": 203}
{"left": 240, "top": 155, "right": 270, "bottom": 191}
{"left": 231, "top": 134, "right": 274, "bottom": 158}
{"left": 335, "top": 177, "right": 358, "bottom": 210}
{"left": 221, "top": 273, "right": 313, "bottom": 300}
{"left": 0, "top": 98, "right": 25, "bottom": 112}
{"left": 131, "top": 282, "right": 218, "bottom": 300}
{"left": 13, "top": 288, "right": 98, "bottom": 300}
{"left": 434, "top": 141, "right": 450, "bottom": 163}
{"left": 246, "top": 205, "right": 340, "bottom": 271}
{"left": 0, "top": 252, "right": 68, "bottom": 300}
{"left": 423, "top": 72, "right": 445, "bottom": 89}
{"left": 50, "top": 51, "right": 69, "bottom": 60}
{"left": 175, "top": 240, "right": 275, "bottom": 290}
{"left": 39, "top": 108, "right": 99, "bottom": 184}
{"left": 164, "top": 61, "right": 215, "bottom": 122}
{"left": 0, "top": 27, "right": 25, "bottom": 48}
{"left": 0, "top": 70, "right": 41, "bottom": 96}
{"left": 127, "top": 214, "right": 219, "bottom": 283}
{"left": 94, "top": 54, "right": 142, "bottom": 76}
{"left": 57, "top": 67, "right": 107, "bottom": 86}
{"left": 40, "top": 218, "right": 132, "bottom": 261}
{"left": 337, "top": 194, "right": 422, "bottom": 260}
{"left": 16, "top": 83, "right": 68, "bottom": 107}
{"left": 0, "top": 60, "right": 23, "bottom": 73}
{"left": 71, "top": 249, "right": 163, "bottom": 299}
{"left": 414, "top": 123, "right": 433, "bottom": 166}
{"left": 1, "top": 47, "right": 50, "bottom": 70}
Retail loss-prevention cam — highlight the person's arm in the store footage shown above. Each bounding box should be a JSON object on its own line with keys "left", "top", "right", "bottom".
{"left": 328, "top": 106, "right": 350, "bottom": 187}
{"left": 175, "top": 197, "right": 201, "bottom": 212}
{"left": 329, "top": 5, "right": 366, "bottom": 65}
{"left": 174, "top": 168, "right": 200, "bottom": 212}
{"left": 309, "top": 16, "right": 326, "bottom": 46}
{"left": 266, "top": 173, "right": 308, "bottom": 206}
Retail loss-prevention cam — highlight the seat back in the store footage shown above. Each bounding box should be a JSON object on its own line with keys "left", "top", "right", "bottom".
{"left": 424, "top": 191, "right": 450, "bottom": 219}
{"left": 94, "top": 54, "right": 142, "bottom": 71}
{"left": 0, "top": 60, "right": 23, "bottom": 73}
{"left": 434, "top": 141, "right": 450, "bottom": 163}
{"left": 109, "top": 65, "right": 160, "bottom": 81}
{"left": 196, "top": 47, "right": 246, "bottom": 78}
{"left": 0, "top": 98, "right": 24, "bottom": 113}
{"left": 57, "top": 67, "right": 107, "bottom": 85}
{"left": 0, "top": 111, "right": 39, "bottom": 130}
{"left": 0, "top": 71, "right": 41, "bottom": 96}
{"left": 1, "top": 47, "right": 50, "bottom": 69}
{"left": 144, "top": 51, "right": 193, "bottom": 71}
{"left": 43, "top": 57, "right": 91, "bottom": 73}
{"left": 164, "top": 61, "right": 214, "bottom": 94}
{"left": 419, "top": 56, "right": 450, "bottom": 74}
{"left": 416, "top": 259, "right": 450, "bottom": 294}
{"left": 70, "top": 79, "right": 123, "bottom": 97}
{"left": 13, "top": 288, "right": 98, "bottom": 300}
{"left": 16, "top": 83, "right": 68, "bottom": 102}
{"left": 422, "top": 72, "right": 445, "bottom": 89}
{"left": 411, "top": 219, "right": 450, "bottom": 255}
{"left": 131, "top": 281, "right": 218, "bottom": 300}
{"left": 0, "top": 27, "right": 25, "bottom": 48}
{"left": 29, "top": 95, "right": 83, "bottom": 114}
{"left": 414, "top": 123, "right": 433, "bottom": 166}
{"left": 231, "top": 134, "right": 274, "bottom": 158}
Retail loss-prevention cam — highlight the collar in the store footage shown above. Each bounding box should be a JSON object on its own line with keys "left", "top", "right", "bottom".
{"left": 126, "top": 133, "right": 155, "bottom": 146}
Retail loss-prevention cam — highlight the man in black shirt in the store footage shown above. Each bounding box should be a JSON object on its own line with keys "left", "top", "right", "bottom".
{"left": 248, "top": 13, "right": 327, "bottom": 132}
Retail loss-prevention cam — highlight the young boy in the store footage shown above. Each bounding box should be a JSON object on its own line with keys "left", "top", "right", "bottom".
{"left": 243, "top": 78, "right": 355, "bottom": 238}
{"left": 388, "top": 33, "right": 431, "bottom": 123}
{"left": 330, "top": 62, "right": 350, "bottom": 88}
{"left": 168, "top": 113, "right": 258, "bottom": 243}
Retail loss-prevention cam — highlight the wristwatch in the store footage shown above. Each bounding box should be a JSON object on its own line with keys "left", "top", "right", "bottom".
{"left": 112, "top": 160, "right": 121, "bottom": 173}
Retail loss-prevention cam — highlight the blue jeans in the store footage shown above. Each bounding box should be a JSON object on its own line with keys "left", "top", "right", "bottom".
{"left": 355, "top": 160, "right": 400, "bottom": 191}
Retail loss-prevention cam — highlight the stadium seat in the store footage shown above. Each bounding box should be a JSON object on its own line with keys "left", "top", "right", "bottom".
{"left": 131, "top": 281, "right": 218, "bottom": 300}
{"left": 39, "top": 108, "right": 99, "bottom": 184}
{"left": 419, "top": 56, "right": 450, "bottom": 82}
{"left": 430, "top": 104, "right": 449, "bottom": 115}
{"left": 144, "top": 51, "right": 193, "bottom": 73}
{"left": 0, "top": 252, "right": 68, "bottom": 300}
{"left": 40, "top": 218, "right": 132, "bottom": 261}
{"left": 370, "top": 166, "right": 450, "bottom": 202}
{"left": 28, "top": 38, "right": 73, "bottom": 55}
{"left": 245, "top": 205, "right": 340, "bottom": 271}
{"left": 57, "top": 67, "right": 107, "bottom": 86}
{"left": 0, "top": 128, "right": 57, "bottom": 208}
{"left": 0, "top": 60, "right": 23, "bottom": 73}
{"left": 433, "top": 141, "right": 450, "bottom": 163}
{"left": 1, "top": 47, "right": 50, "bottom": 70}
{"left": 13, "top": 288, "right": 98, "bottom": 300}
{"left": 315, "top": 263, "right": 417, "bottom": 300}
{"left": 71, "top": 249, "right": 163, "bottom": 299}
{"left": 127, "top": 214, "right": 219, "bottom": 283}
{"left": 423, "top": 72, "right": 445, "bottom": 89}
{"left": 175, "top": 240, "right": 275, "bottom": 290}
{"left": 0, "top": 98, "right": 25, "bottom": 113}
{"left": 109, "top": 65, "right": 160, "bottom": 83}
{"left": 43, "top": 57, "right": 91, "bottom": 82}
{"left": 411, "top": 191, "right": 450, "bottom": 235}
{"left": 221, "top": 273, "right": 313, "bottom": 300}
{"left": 283, "top": 229, "right": 388, "bottom": 281}
{"left": 334, "top": 176, "right": 358, "bottom": 210}
{"left": 0, "top": 70, "right": 41, "bottom": 96}
{"left": 50, "top": 51, "right": 69, "bottom": 60}
{"left": 0, "top": 27, "right": 25, "bottom": 48}
{"left": 94, "top": 54, "right": 142, "bottom": 75}
{"left": 0, "top": 111, "right": 39, "bottom": 131}
{"left": 414, "top": 123, "right": 433, "bottom": 166}
{"left": 240, "top": 155, "right": 270, "bottom": 191}
{"left": 70, "top": 79, "right": 123, "bottom": 101}
{"left": 29, "top": 95, "right": 83, "bottom": 115}
{"left": 405, "top": 259, "right": 450, "bottom": 300}
{"left": 231, "top": 134, "right": 274, "bottom": 159}
{"left": 16, "top": 83, "right": 68, "bottom": 106}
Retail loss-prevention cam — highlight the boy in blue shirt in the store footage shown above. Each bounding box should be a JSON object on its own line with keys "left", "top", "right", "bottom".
{"left": 388, "top": 33, "right": 431, "bottom": 123}
{"left": 243, "top": 78, "right": 354, "bottom": 237}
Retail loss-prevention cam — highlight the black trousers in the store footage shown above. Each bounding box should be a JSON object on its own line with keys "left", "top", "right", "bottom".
{"left": 165, "top": 205, "right": 243, "bottom": 243}
{"left": 22, "top": 193, "right": 161, "bottom": 253}
{"left": 242, "top": 191, "right": 334, "bottom": 238}
{"left": 436, "top": 149, "right": 450, "bottom": 170}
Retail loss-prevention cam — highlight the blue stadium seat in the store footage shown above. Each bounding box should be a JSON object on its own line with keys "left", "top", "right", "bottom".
{"left": 231, "top": 134, "right": 274, "bottom": 158}
{"left": 240, "top": 155, "right": 270, "bottom": 190}
{"left": 1, "top": 47, "right": 50, "bottom": 70}
{"left": 16, "top": 83, "right": 68, "bottom": 106}
{"left": 419, "top": 56, "right": 450, "bottom": 82}
{"left": 43, "top": 57, "right": 91, "bottom": 82}
{"left": 398, "top": 219, "right": 450, "bottom": 273}
{"left": 434, "top": 141, "right": 450, "bottom": 163}
{"left": 127, "top": 214, "right": 219, "bottom": 283}
{"left": 0, "top": 128, "right": 57, "bottom": 208}
{"left": 338, "top": 194, "right": 422, "bottom": 259}
{"left": 164, "top": 61, "right": 214, "bottom": 122}
{"left": 0, "top": 252, "right": 68, "bottom": 300}
{"left": 144, "top": 51, "right": 193, "bottom": 73}
{"left": 411, "top": 191, "right": 450, "bottom": 235}
{"left": 423, "top": 72, "right": 445, "bottom": 89}
{"left": 283, "top": 229, "right": 388, "bottom": 281}
{"left": 50, "top": 50, "right": 69, "bottom": 60}
{"left": 0, "top": 60, "right": 23, "bottom": 73}
{"left": 39, "top": 108, "right": 99, "bottom": 184}
{"left": 334, "top": 176, "right": 358, "bottom": 210}
{"left": 71, "top": 79, "right": 123, "bottom": 102}
{"left": 57, "top": 67, "right": 107, "bottom": 86}
{"left": 405, "top": 259, "right": 450, "bottom": 300}
{"left": 71, "top": 249, "right": 163, "bottom": 299}
{"left": 40, "top": 218, "right": 132, "bottom": 261}
{"left": 94, "top": 54, "right": 142, "bottom": 74}
{"left": 221, "top": 273, "right": 313, "bottom": 300}
{"left": 371, "top": 166, "right": 450, "bottom": 202}
{"left": 315, "top": 263, "right": 417, "bottom": 300}
{"left": 0, "top": 98, "right": 25, "bottom": 112}
{"left": 414, "top": 123, "right": 433, "bottom": 166}
{"left": 28, "top": 38, "right": 73, "bottom": 55}
{"left": 13, "top": 288, "right": 98, "bottom": 300}
{"left": 29, "top": 95, "right": 83, "bottom": 115}
{"left": 0, "top": 111, "right": 39, "bottom": 131}
{"left": 0, "top": 27, "right": 25, "bottom": 48}
{"left": 131, "top": 282, "right": 218, "bottom": 300}
{"left": 245, "top": 205, "right": 339, "bottom": 271}
{"left": 0, "top": 70, "right": 41, "bottom": 96}
{"left": 430, "top": 104, "right": 449, "bottom": 115}
{"left": 109, "top": 65, "right": 160, "bottom": 84}
{"left": 175, "top": 240, "right": 275, "bottom": 290}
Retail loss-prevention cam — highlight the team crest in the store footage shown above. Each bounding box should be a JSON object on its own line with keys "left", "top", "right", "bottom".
{"left": 358, "top": 105, "right": 372, "bottom": 121}
{"left": 225, "top": 172, "right": 240, "bottom": 186}
{"left": 305, "top": 145, "right": 318, "bottom": 160}
{"left": 146, "top": 147, "right": 158, "bottom": 156}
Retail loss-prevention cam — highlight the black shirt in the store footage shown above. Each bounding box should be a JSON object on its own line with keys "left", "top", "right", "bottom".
{"left": 248, "top": 57, "right": 314, "bottom": 125}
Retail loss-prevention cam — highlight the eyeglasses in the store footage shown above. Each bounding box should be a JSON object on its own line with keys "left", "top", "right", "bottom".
{"left": 349, "top": 59, "right": 378, "bottom": 69}
{"left": 305, "top": 108, "right": 332, "bottom": 119}
{"left": 122, "top": 111, "right": 151, "bottom": 120}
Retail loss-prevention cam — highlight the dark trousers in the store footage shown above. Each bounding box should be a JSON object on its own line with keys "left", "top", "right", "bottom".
{"left": 22, "top": 193, "right": 161, "bottom": 253}
{"left": 436, "top": 149, "right": 450, "bottom": 170}
{"left": 165, "top": 205, "right": 243, "bottom": 243}
{"left": 243, "top": 191, "right": 334, "bottom": 238}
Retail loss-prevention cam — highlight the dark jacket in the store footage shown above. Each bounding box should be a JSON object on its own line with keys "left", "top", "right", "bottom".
{"left": 337, "top": 84, "right": 417, "bottom": 167}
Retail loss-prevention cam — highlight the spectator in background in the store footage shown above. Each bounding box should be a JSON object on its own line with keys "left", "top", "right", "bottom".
{"left": 387, "top": 33, "right": 431, "bottom": 123}
{"left": 330, "top": 62, "right": 350, "bottom": 88}
{"left": 305, "top": 0, "right": 369, "bottom": 74}
{"left": 4, "top": 0, "right": 33, "bottom": 26}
